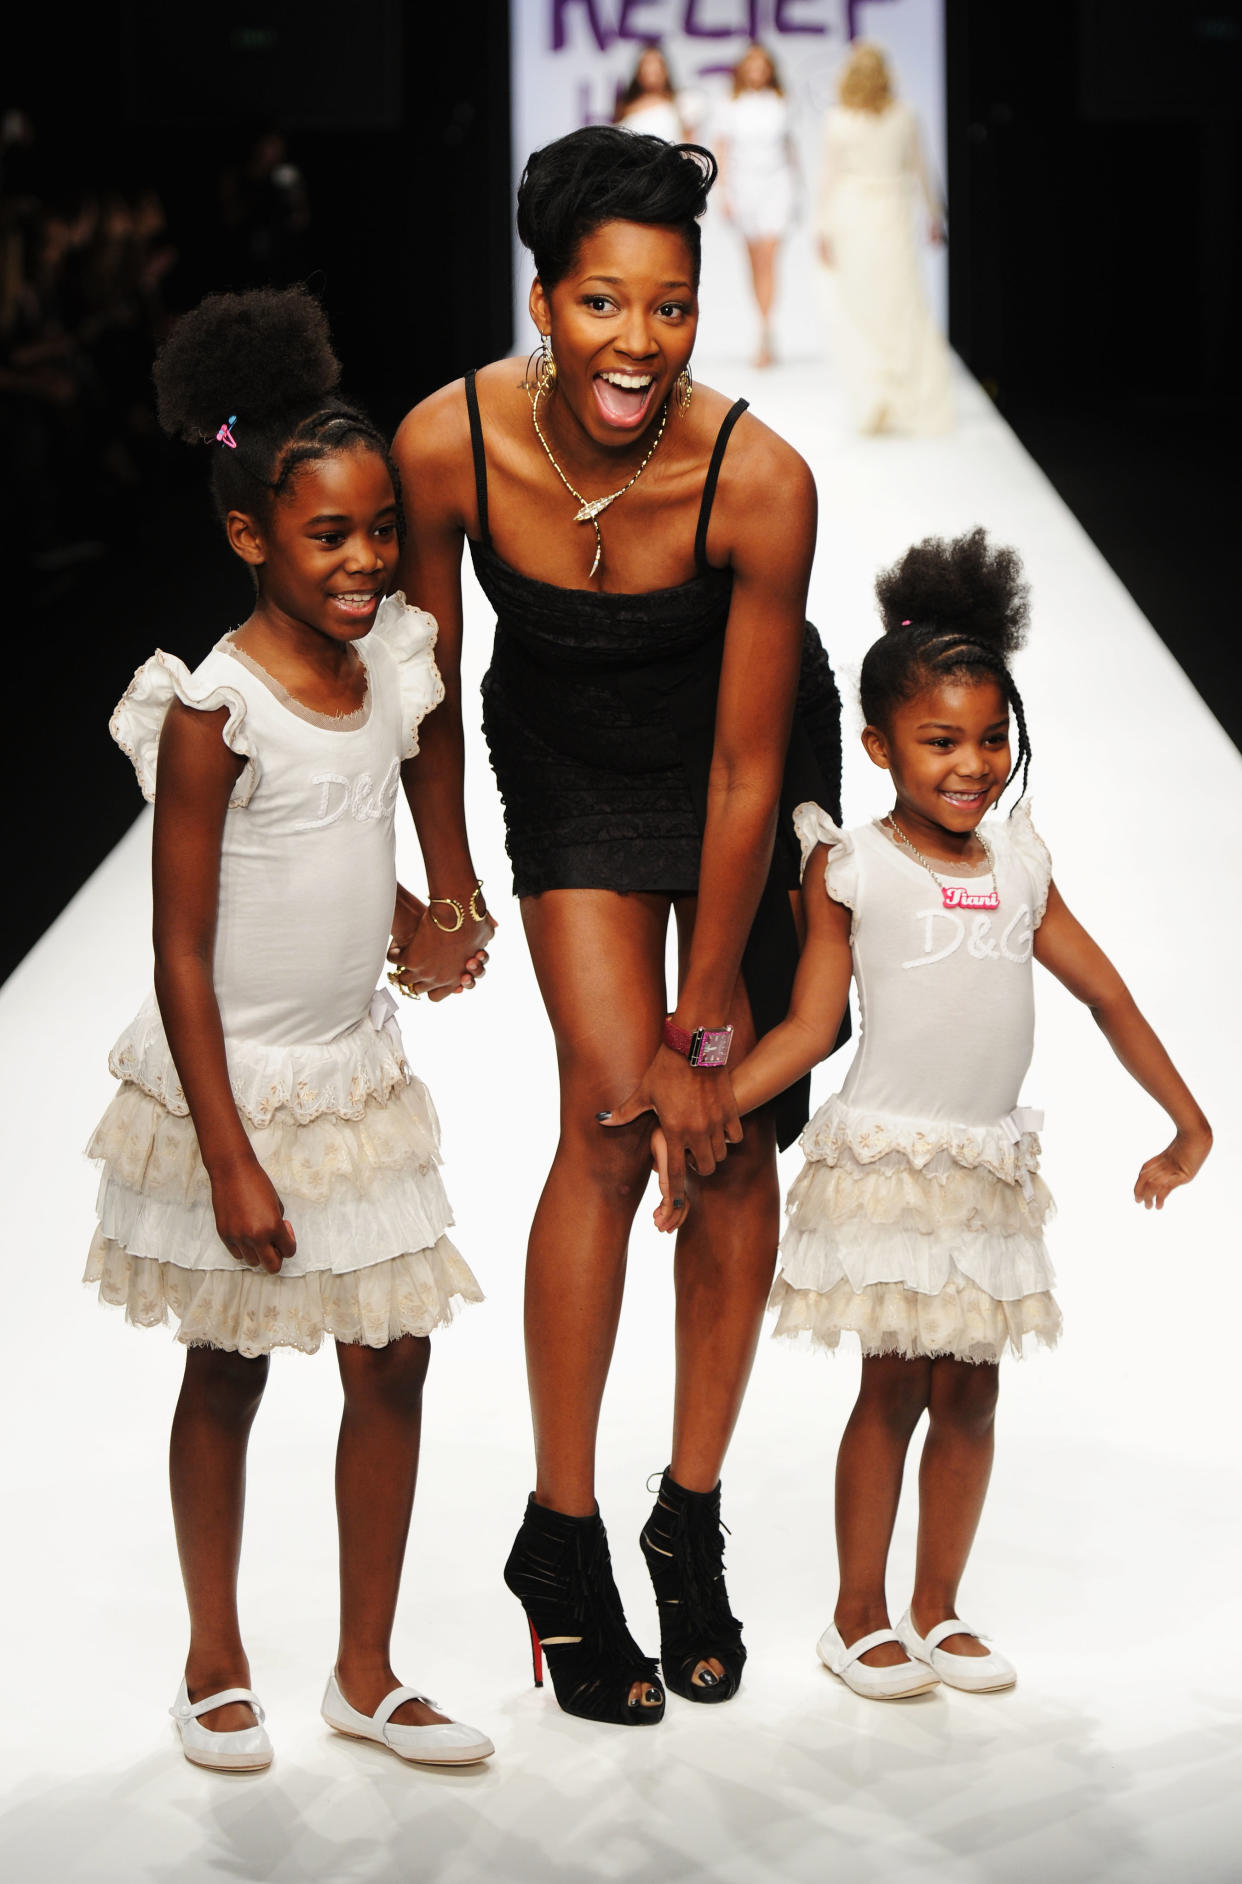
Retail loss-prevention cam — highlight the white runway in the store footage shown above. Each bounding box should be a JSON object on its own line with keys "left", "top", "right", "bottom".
{"left": 2, "top": 353, "right": 1239, "bottom": 1884}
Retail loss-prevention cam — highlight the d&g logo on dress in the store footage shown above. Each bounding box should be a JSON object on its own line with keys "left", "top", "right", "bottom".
{"left": 902, "top": 904, "right": 1035, "bottom": 972}
{"left": 290, "top": 760, "right": 401, "bottom": 833}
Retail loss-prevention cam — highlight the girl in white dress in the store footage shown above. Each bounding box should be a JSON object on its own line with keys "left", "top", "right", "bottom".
{"left": 85, "top": 287, "right": 494, "bottom": 1772}
{"left": 817, "top": 42, "right": 952, "bottom": 433}
{"left": 714, "top": 42, "right": 797, "bottom": 367}
{"left": 647, "top": 529, "right": 1210, "bottom": 1698}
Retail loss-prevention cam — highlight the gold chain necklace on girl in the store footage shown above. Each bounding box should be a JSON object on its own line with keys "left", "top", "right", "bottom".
{"left": 881, "top": 816, "right": 1001, "bottom": 910}
{"left": 530, "top": 380, "right": 670, "bottom": 579}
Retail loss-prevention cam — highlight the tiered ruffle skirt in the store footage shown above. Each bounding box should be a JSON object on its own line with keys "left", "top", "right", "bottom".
{"left": 770, "top": 1096, "right": 1060, "bottom": 1364}
{"left": 84, "top": 993, "right": 482, "bottom": 1356}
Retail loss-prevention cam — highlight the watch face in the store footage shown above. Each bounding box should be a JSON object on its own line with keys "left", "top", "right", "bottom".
{"left": 690, "top": 1026, "right": 734, "bottom": 1068}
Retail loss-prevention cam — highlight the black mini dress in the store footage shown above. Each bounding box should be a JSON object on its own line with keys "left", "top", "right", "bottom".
{"left": 466, "top": 371, "right": 847, "bottom": 1148}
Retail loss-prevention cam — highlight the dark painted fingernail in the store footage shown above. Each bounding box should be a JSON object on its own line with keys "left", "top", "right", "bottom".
{"left": 595, "top": 1111, "right": 612, "bottom": 1121}
{"left": 673, "top": 1198, "right": 686, "bottom": 1210}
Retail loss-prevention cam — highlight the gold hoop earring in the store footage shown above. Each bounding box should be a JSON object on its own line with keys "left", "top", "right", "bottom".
{"left": 536, "top": 332, "right": 557, "bottom": 395}
{"left": 676, "top": 364, "right": 693, "bottom": 413}
{"left": 522, "top": 333, "right": 558, "bottom": 401}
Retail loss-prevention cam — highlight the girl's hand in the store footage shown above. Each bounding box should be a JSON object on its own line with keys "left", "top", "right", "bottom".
{"left": 210, "top": 1154, "right": 297, "bottom": 1272}
{"left": 1134, "top": 1126, "right": 1212, "bottom": 1210}
{"left": 601, "top": 1048, "right": 743, "bottom": 1204}
{"left": 650, "top": 1125, "right": 689, "bottom": 1234}
{"left": 387, "top": 901, "right": 495, "bottom": 1000}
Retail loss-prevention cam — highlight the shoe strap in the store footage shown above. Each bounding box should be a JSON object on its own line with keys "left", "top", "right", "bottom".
{"left": 375, "top": 1685, "right": 437, "bottom": 1731}
{"left": 841, "top": 1628, "right": 903, "bottom": 1669}
{"left": 178, "top": 1687, "right": 264, "bottom": 1723}
{"left": 924, "top": 1619, "right": 981, "bottom": 1653}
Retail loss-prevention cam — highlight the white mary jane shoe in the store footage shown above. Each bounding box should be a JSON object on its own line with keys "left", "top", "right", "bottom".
{"left": 816, "top": 1624, "right": 940, "bottom": 1700}
{"left": 896, "top": 1610, "right": 1017, "bottom": 1692}
{"left": 170, "top": 1679, "right": 273, "bottom": 1772}
{"left": 321, "top": 1672, "right": 494, "bottom": 1765}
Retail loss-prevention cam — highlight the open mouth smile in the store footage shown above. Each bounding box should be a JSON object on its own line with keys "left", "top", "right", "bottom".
{"left": 592, "top": 370, "right": 659, "bottom": 429}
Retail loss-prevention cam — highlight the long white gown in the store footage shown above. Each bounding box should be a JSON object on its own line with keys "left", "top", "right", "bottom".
{"left": 818, "top": 100, "right": 953, "bottom": 435}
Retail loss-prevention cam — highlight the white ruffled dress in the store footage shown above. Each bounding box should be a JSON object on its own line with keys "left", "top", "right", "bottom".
{"left": 770, "top": 805, "right": 1061, "bottom": 1364}
{"left": 84, "top": 595, "right": 483, "bottom": 1357}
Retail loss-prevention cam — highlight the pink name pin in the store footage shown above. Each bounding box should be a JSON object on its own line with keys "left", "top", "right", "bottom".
{"left": 941, "top": 885, "right": 1000, "bottom": 910}
{"left": 216, "top": 415, "right": 238, "bottom": 449}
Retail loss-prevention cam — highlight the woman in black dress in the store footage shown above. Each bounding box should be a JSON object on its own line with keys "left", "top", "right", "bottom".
{"left": 389, "top": 128, "right": 844, "bottom": 1725}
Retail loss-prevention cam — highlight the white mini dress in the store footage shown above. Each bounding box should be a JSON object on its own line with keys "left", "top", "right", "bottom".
{"left": 770, "top": 804, "right": 1061, "bottom": 1364}
{"left": 84, "top": 595, "right": 483, "bottom": 1357}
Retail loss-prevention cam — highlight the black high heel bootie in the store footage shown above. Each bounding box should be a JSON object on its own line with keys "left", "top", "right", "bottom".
{"left": 504, "top": 1495, "right": 665, "bottom": 1725}
{"left": 640, "top": 1469, "right": 747, "bottom": 1704}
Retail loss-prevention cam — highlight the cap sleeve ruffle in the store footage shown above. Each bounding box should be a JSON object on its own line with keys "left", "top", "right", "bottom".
{"left": 793, "top": 801, "right": 858, "bottom": 910}
{"left": 367, "top": 592, "right": 446, "bottom": 760}
{"left": 109, "top": 652, "right": 258, "bottom": 807}
{"left": 1004, "top": 801, "right": 1052, "bottom": 926}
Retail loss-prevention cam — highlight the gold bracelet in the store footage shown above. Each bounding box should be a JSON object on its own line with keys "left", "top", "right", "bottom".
{"left": 428, "top": 880, "right": 487, "bottom": 933}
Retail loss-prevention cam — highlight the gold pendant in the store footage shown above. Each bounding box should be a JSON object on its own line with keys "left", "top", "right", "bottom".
{"left": 574, "top": 494, "right": 619, "bottom": 524}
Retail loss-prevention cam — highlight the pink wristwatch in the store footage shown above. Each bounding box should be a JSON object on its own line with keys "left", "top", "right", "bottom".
{"left": 662, "top": 1016, "right": 735, "bottom": 1069}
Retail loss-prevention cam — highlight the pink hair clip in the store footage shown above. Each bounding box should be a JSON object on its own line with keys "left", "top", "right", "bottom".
{"left": 901, "top": 618, "right": 912, "bottom": 626}
{"left": 216, "top": 415, "right": 238, "bottom": 449}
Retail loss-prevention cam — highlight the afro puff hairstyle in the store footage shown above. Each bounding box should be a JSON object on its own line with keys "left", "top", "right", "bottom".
{"left": 152, "top": 284, "right": 398, "bottom": 530}
{"left": 517, "top": 125, "right": 716, "bottom": 289}
{"left": 861, "top": 528, "right": 1034, "bottom": 804}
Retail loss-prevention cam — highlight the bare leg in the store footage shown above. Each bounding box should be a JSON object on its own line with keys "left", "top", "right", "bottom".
{"left": 333, "top": 1333, "right": 453, "bottom": 1727}
{"left": 521, "top": 889, "right": 671, "bottom": 1710}
{"left": 909, "top": 1359, "right": 1000, "bottom": 1656}
{"left": 170, "top": 1344, "right": 269, "bottom": 1731}
{"left": 745, "top": 237, "right": 781, "bottom": 365}
{"left": 521, "top": 890, "right": 669, "bottom": 1516}
{"left": 833, "top": 1355, "right": 932, "bottom": 1668}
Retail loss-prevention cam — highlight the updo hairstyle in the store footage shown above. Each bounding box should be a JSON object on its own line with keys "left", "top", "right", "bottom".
{"left": 516, "top": 125, "right": 717, "bottom": 290}
{"left": 862, "top": 528, "right": 1033, "bottom": 803}
{"left": 152, "top": 285, "right": 399, "bottom": 529}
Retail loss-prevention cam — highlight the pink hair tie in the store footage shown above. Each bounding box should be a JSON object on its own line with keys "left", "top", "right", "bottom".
{"left": 216, "top": 415, "right": 238, "bottom": 449}
{"left": 901, "top": 618, "right": 912, "bottom": 626}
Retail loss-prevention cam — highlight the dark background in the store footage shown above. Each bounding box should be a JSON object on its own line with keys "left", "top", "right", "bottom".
{"left": 3, "top": 0, "right": 1238, "bottom": 984}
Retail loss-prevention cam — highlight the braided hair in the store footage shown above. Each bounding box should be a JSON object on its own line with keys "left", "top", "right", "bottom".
{"left": 152, "top": 285, "right": 400, "bottom": 532}
{"left": 862, "top": 528, "right": 1033, "bottom": 804}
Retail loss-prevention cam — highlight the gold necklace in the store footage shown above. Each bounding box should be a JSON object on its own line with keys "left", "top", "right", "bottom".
{"left": 530, "top": 381, "right": 669, "bottom": 579}
{"left": 880, "top": 816, "right": 1000, "bottom": 911}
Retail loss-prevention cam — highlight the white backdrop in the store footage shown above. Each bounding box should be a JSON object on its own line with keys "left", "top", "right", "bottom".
{"left": 509, "top": 0, "right": 947, "bottom": 362}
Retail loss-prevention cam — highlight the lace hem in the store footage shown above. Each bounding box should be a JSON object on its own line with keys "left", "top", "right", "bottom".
{"left": 110, "top": 650, "right": 258, "bottom": 807}
{"left": 367, "top": 592, "right": 445, "bottom": 759}
{"left": 84, "top": 1232, "right": 482, "bottom": 1356}
{"left": 106, "top": 994, "right": 412, "bottom": 1125}
{"left": 769, "top": 1269, "right": 1061, "bottom": 1364}
{"left": 87, "top": 1075, "right": 441, "bottom": 1207}
{"left": 800, "top": 1095, "right": 1046, "bottom": 1189}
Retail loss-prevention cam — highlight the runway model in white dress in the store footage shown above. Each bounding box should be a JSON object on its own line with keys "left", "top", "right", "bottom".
{"left": 817, "top": 43, "right": 953, "bottom": 434}
{"left": 714, "top": 43, "right": 797, "bottom": 366}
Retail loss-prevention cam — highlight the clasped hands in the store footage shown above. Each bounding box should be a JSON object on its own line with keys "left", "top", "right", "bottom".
{"left": 599, "top": 1044, "right": 743, "bottom": 1236}
{"left": 386, "top": 881, "right": 495, "bottom": 1001}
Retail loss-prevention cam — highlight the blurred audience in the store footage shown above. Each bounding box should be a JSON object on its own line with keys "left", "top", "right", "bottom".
{"left": 0, "top": 107, "right": 311, "bottom": 602}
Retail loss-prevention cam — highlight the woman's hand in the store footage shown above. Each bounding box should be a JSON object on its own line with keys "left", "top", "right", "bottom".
{"left": 1134, "top": 1125, "right": 1212, "bottom": 1209}
{"left": 601, "top": 1045, "right": 743, "bottom": 1203}
{"left": 387, "top": 893, "right": 495, "bottom": 1000}
{"left": 209, "top": 1151, "right": 297, "bottom": 1273}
